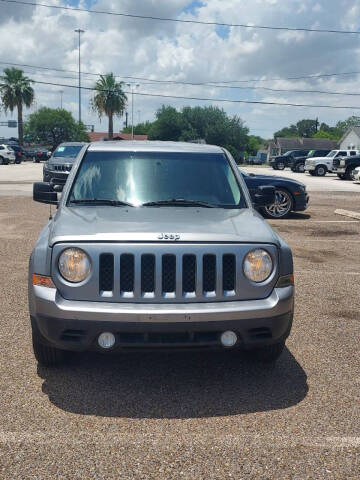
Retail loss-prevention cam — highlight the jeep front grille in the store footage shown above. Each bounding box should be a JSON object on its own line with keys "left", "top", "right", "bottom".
{"left": 53, "top": 243, "right": 278, "bottom": 303}
{"left": 53, "top": 164, "right": 72, "bottom": 172}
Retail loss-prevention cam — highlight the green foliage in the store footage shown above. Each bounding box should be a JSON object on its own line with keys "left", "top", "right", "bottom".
{"left": 147, "top": 105, "right": 249, "bottom": 154}
{"left": 24, "top": 107, "right": 89, "bottom": 149}
{"left": 313, "top": 130, "right": 340, "bottom": 140}
{"left": 91, "top": 73, "right": 127, "bottom": 139}
{"left": 122, "top": 121, "right": 153, "bottom": 135}
{"left": 296, "top": 119, "right": 318, "bottom": 138}
{"left": 247, "top": 135, "right": 262, "bottom": 156}
{"left": 0, "top": 67, "right": 35, "bottom": 144}
{"left": 274, "top": 125, "right": 298, "bottom": 138}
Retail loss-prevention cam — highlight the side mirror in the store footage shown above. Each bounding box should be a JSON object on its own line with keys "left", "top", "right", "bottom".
{"left": 254, "top": 185, "right": 276, "bottom": 207}
{"left": 33, "top": 182, "right": 58, "bottom": 205}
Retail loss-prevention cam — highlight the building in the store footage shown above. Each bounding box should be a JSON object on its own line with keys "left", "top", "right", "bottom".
{"left": 88, "top": 132, "right": 148, "bottom": 142}
{"left": 267, "top": 137, "right": 338, "bottom": 161}
{"left": 339, "top": 126, "right": 360, "bottom": 150}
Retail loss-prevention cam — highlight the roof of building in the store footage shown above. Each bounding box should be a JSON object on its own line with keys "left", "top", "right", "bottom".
{"left": 275, "top": 137, "right": 338, "bottom": 150}
{"left": 88, "top": 132, "right": 148, "bottom": 142}
{"left": 339, "top": 126, "right": 360, "bottom": 144}
{"left": 88, "top": 140, "right": 224, "bottom": 154}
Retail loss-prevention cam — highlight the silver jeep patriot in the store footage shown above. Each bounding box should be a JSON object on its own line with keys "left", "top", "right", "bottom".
{"left": 29, "top": 141, "right": 294, "bottom": 366}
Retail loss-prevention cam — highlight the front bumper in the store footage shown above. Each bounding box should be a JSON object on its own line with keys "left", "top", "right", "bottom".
{"left": 30, "top": 286, "right": 294, "bottom": 352}
{"left": 294, "top": 192, "right": 309, "bottom": 211}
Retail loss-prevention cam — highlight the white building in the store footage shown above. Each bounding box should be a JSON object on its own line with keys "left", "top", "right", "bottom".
{"left": 339, "top": 126, "right": 360, "bottom": 150}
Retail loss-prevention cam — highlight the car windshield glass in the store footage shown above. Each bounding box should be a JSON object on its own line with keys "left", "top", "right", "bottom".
{"left": 68, "top": 151, "right": 246, "bottom": 208}
{"left": 54, "top": 145, "right": 83, "bottom": 158}
{"left": 283, "top": 151, "right": 293, "bottom": 156}
{"left": 327, "top": 150, "right": 337, "bottom": 158}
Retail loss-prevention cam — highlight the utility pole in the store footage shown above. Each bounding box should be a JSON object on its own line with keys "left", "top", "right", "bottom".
{"left": 75, "top": 29, "right": 85, "bottom": 123}
{"left": 126, "top": 83, "right": 140, "bottom": 139}
{"left": 60, "top": 90, "right": 64, "bottom": 109}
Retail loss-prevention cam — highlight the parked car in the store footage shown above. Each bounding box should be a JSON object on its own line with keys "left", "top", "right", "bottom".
{"left": 9, "top": 144, "right": 27, "bottom": 164}
{"left": 269, "top": 150, "right": 310, "bottom": 170}
{"left": 305, "top": 149, "right": 359, "bottom": 176}
{"left": 290, "top": 149, "right": 331, "bottom": 173}
{"left": 43, "top": 142, "right": 87, "bottom": 184}
{"left": 34, "top": 148, "right": 51, "bottom": 163}
{"left": 240, "top": 169, "right": 309, "bottom": 219}
{"left": 354, "top": 166, "right": 360, "bottom": 182}
{"left": 0, "top": 144, "right": 16, "bottom": 164}
{"left": 332, "top": 153, "right": 360, "bottom": 180}
{"left": 29, "top": 141, "right": 294, "bottom": 366}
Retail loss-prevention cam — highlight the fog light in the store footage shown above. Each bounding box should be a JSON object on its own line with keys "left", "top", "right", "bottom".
{"left": 220, "top": 331, "right": 238, "bottom": 347}
{"left": 98, "top": 332, "right": 116, "bottom": 349}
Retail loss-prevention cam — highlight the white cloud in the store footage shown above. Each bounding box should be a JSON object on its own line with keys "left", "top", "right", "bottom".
{"left": 0, "top": 0, "right": 360, "bottom": 140}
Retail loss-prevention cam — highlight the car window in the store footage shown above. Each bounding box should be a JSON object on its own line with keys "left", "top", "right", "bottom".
{"left": 327, "top": 150, "right": 338, "bottom": 157}
{"left": 54, "top": 145, "right": 83, "bottom": 158}
{"left": 0, "top": 146, "right": 4, "bottom": 150}
{"left": 336, "top": 151, "right": 347, "bottom": 157}
{"left": 69, "top": 151, "right": 246, "bottom": 208}
{"left": 350, "top": 151, "right": 357, "bottom": 155}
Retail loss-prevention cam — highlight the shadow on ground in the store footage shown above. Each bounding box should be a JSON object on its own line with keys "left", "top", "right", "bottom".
{"left": 38, "top": 348, "right": 308, "bottom": 419}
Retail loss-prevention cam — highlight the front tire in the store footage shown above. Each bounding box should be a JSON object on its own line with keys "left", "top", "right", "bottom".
{"left": 345, "top": 167, "right": 356, "bottom": 181}
{"left": 276, "top": 162, "right": 285, "bottom": 170}
{"left": 337, "top": 173, "right": 346, "bottom": 180}
{"left": 250, "top": 341, "right": 285, "bottom": 363}
{"left": 295, "top": 163, "right": 305, "bottom": 173}
{"left": 32, "top": 328, "right": 65, "bottom": 367}
{"left": 314, "top": 165, "right": 327, "bottom": 176}
{"left": 262, "top": 188, "right": 294, "bottom": 219}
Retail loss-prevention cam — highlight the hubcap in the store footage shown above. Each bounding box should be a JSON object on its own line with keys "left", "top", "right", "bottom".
{"left": 317, "top": 167, "right": 325, "bottom": 175}
{"left": 277, "top": 162, "right": 285, "bottom": 169}
{"left": 265, "top": 190, "right": 292, "bottom": 218}
{"left": 349, "top": 169, "right": 356, "bottom": 181}
{"left": 298, "top": 164, "right": 305, "bottom": 172}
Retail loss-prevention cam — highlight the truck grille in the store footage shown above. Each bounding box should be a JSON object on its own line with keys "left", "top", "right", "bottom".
{"left": 53, "top": 164, "right": 72, "bottom": 172}
{"left": 53, "top": 243, "right": 278, "bottom": 303}
{"left": 333, "top": 158, "right": 340, "bottom": 168}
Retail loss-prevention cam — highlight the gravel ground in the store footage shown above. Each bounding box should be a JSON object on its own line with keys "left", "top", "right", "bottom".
{"left": 0, "top": 193, "right": 359, "bottom": 479}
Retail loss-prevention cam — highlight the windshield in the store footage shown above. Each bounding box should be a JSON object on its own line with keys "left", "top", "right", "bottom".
{"left": 54, "top": 145, "right": 83, "bottom": 158}
{"left": 68, "top": 151, "right": 245, "bottom": 208}
{"left": 283, "top": 151, "right": 294, "bottom": 157}
{"left": 327, "top": 150, "right": 337, "bottom": 158}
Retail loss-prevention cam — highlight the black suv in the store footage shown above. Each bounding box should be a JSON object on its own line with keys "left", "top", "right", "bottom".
{"left": 269, "top": 150, "right": 310, "bottom": 170}
{"left": 290, "top": 149, "right": 331, "bottom": 173}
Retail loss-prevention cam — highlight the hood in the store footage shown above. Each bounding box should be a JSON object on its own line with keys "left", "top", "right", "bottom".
{"left": 49, "top": 156, "right": 76, "bottom": 165}
{"left": 305, "top": 156, "right": 329, "bottom": 161}
{"left": 249, "top": 173, "right": 305, "bottom": 188}
{"left": 49, "top": 206, "right": 280, "bottom": 246}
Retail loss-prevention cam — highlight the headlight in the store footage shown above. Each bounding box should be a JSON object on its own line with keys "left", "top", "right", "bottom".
{"left": 243, "top": 249, "right": 273, "bottom": 283}
{"left": 58, "top": 248, "right": 91, "bottom": 283}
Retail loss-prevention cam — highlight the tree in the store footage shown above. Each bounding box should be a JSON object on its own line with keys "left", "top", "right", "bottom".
{"left": 148, "top": 106, "right": 186, "bottom": 141}
{"left": 296, "top": 119, "right": 318, "bottom": 137}
{"left": 335, "top": 116, "right": 360, "bottom": 136}
{"left": 274, "top": 124, "right": 298, "bottom": 138}
{"left": 0, "top": 67, "right": 34, "bottom": 145}
{"left": 122, "top": 121, "right": 153, "bottom": 135}
{"left": 24, "top": 107, "right": 89, "bottom": 149}
{"left": 91, "top": 73, "right": 127, "bottom": 139}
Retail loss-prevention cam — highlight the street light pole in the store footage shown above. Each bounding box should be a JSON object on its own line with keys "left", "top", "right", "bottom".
{"left": 75, "top": 29, "right": 85, "bottom": 123}
{"left": 126, "top": 83, "right": 140, "bottom": 139}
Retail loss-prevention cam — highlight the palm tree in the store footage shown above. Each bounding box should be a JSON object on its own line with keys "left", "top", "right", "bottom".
{"left": 91, "top": 73, "right": 127, "bottom": 139}
{"left": 0, "top": 68, "right": 34, "bottom": 145}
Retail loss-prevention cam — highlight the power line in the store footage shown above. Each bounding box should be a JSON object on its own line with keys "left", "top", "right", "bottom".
{"left": 1, "top": 0, "right": 360, "bottom": 35}
{"left": 29, "top": 78, "right": 360, "bottom": 110}
{"left": 2, "top": 60, "right": 360, "bottom": 98}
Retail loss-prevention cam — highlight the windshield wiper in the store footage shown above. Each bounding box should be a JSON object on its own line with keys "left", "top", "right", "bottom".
{"left": 142, "top": 198, "right": 216, "bottom": 208}
{"left": 70, "top": 199, "right": 134, "bottom": 207}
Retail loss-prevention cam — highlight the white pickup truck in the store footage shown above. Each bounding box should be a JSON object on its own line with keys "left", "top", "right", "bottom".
{"left": 304, "top": 149, "right": 360, "bottom": 176}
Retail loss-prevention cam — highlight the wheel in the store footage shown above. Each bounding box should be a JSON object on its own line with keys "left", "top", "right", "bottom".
{"left": 276, "top": 162, "right": 285, "bottom": 170}
{"left": 0, "top": 156, "right": 3, "bottom": 165}
{"left": 32, "top": 327, "right": 65, "bottom": 367}
{"left": 249, "top": 342, "right": 285, "bottom": 363}
{"left": 295, "top": 163, "right": 305, "bottom": 173}
{"left": 314, "top": 165, "right": 327, "bottom": 176}
{"left": 345, "top": 167, "right": 356, "bottom": 181}
{"left": 291, "top": 167, "right": 296, "bottom": 172}
{"left": 272, "top": 165, "right": 277, "bottom": 170}
{"left": 262, "top": 188, "right": 294, "bottom": 219}
{"left": 337, "top": 173, "right": 346, "bottom": 180}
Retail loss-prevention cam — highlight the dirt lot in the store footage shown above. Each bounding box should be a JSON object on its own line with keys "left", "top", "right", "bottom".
{"left": 0, "top": 192, "right": 359, "bottom": 479}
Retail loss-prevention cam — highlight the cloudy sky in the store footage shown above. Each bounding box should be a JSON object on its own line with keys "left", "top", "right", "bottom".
{"left": 1, "top": 0, "right": 360, "bottom": 139}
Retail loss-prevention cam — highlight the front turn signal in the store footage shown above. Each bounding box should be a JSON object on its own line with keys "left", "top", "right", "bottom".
{"left": 275, "top": 274, "right": 294, "bottom": 288}
{"left": 32, "top": 274, "right": 56, "bottom": 289}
